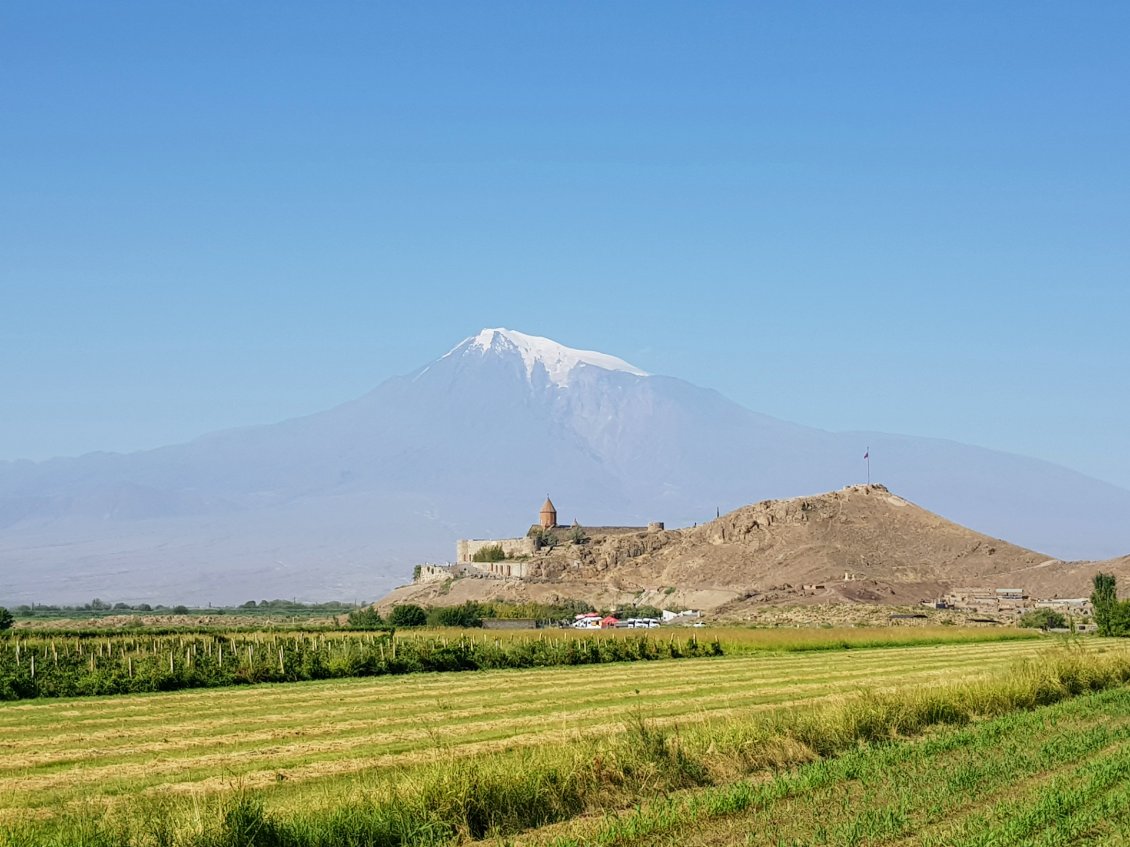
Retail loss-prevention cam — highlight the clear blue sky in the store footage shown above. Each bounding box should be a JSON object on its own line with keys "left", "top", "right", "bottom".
{"left": 3, "top": 2, "right": 1129, "bottom": 488}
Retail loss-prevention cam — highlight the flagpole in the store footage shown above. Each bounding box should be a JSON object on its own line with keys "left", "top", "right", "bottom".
{"left": 866, "top": 447, "right": 870, "bottom": 485}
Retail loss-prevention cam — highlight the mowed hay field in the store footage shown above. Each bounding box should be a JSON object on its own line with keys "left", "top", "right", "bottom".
{"left": 0, "top": 635, "right": 1121, "bottom": 835}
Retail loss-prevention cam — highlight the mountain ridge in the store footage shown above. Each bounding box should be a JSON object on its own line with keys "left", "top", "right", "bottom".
{"left": 1, "top": 328, "right": 1128, "bottom": 605}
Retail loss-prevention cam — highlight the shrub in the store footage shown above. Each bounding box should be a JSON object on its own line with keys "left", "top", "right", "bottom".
{"left": 388, "top": 604, "right": 427, "bottom": 628}
{"left": 0, "top": 607, "right": 12, "bottom": 631}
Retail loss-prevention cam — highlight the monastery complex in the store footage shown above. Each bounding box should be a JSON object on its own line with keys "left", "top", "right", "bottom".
{"left": 415, "top": 497, "right": 665, "bottom": 583}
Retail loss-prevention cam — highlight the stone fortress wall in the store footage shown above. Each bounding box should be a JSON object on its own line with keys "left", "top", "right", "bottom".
{"left": 456, "top": 537, "right": 535, "bottom": 564}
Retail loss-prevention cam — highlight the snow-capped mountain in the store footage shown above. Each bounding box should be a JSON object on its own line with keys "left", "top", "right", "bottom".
{"left": 437, "top": 328, "right": 650, "bottom": 387}
{"left": 2, "top": 328, "right": 1129, "bottom": 605}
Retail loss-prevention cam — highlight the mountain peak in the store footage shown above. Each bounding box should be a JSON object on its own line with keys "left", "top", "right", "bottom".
{"left": 448, "top": 328, "right": 649, "bottom": 387}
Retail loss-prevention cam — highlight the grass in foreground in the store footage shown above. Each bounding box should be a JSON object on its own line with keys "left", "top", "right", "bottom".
{"left": 1, "top": 640, "right": 1128, "bottom": 846}
{"left": 0, "top": 638, "right": 1061, "bottom": 817}
{"left": 528, "top": 682, "right": 1130, "bottom": 847}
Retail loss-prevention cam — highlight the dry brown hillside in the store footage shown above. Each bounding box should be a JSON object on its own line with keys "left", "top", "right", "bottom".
{"left": 379, "top": 485, "right": 1130, "bottom": 614}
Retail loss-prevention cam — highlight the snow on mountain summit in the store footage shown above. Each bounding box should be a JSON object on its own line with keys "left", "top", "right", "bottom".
{"left": 447, "top": 328, "right": 649, "bottom": 387}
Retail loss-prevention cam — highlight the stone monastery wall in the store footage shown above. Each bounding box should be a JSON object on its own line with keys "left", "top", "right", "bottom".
{"left": 456, "top": 537, "right": 535, "bottom": 564}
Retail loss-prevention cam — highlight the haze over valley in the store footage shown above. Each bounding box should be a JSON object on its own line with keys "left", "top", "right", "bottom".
{"left": 2, "top": 328, "right": 1128, "bottom": 606}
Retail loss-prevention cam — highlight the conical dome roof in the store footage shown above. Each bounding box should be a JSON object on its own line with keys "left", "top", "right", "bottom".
{"left": 539, "top": 497, "right": 558, "bottom": 529}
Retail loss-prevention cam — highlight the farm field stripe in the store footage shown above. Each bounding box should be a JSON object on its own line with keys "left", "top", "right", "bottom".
{"left": 0, "top": 637, "right": 1080, "bottom": 733}
{"left": 0, "top": 641, "right": 1120, "bottom": 804}
{"left": 3, "top": 652, "right": 1130, "bottom": 844}
{"left": 0, "top": 633, "right": 1054, "bottom": 720}
{"left": 1, "top": 641, "right": 1125, "bottom": 822}
{"left": 0, "top": 649, "right": 1028, "bottom": 770}
{"left": 0, "top": 643, "right": 1089, "bottom": 775}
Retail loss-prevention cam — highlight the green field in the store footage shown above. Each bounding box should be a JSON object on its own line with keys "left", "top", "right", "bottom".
{"left": 527, "top": 685, "right": 1130, "bottom": 847}
{"left": 2, "top": 635, "right": 1127, "bottom": 846}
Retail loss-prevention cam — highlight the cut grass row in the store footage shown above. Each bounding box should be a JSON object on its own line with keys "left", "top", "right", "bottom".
{"left": 4, "top": 642, "right": 1130, "bottom": 846}
{"left": 0, "top": 638, "right": 1119, "bottom": 834}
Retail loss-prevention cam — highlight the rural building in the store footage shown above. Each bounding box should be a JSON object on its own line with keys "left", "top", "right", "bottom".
{"left": 1035, "top": 598, "right": 1093, "bottom": 615}
{"left": 943, "top": 587, "right": 1031, "bottom": 617}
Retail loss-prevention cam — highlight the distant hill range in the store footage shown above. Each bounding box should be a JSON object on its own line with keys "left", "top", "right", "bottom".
{"left": 380, "top": 484, "right": 1130, "bottom": 615}
{"left": 2, "top": 328, "right": 1129, "bottom": 605}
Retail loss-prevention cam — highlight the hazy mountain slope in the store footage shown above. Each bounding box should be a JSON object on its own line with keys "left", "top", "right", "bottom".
{"left": 1, "top": 328, "right": 1128, "bottom": 605}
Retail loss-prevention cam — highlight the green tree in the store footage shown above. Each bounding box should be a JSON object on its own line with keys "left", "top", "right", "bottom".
{"left": 1093, "top": 573, "right": 1120, "bottom": 636}
{"left": 346, "top": 607, "right": 387, "bottom": 630}
{"left": 531, "top": 529, "right": 559, "bottom": 551}
{"left": 1018, "top": 608, "right": 1068, "bottom": 630}
{"left": 1092, "top": 573, "right": 1130, "bottom": 637}
{"left": 471, "top": 544, "right": 507, "bottom": 563}
{"left": 427, "top": 602, "right": 484, "bottom": 628}
{"left": 619, "top": 604, "right": 663, "bottom": 620}
{"left": 388, "top": 604, "right": 427, "bottom": 628}
{"left": 0, "top": 607, "right": 13, "bottom": 631}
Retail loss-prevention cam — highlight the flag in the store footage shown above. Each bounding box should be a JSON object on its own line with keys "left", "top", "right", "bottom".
{"left": 863, "top": 450, "right": 869, "bottom": 460}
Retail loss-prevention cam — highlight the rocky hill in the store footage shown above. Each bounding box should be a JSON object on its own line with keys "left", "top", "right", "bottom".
{"left": 379, "top": 484, "right": 1130, "bottom": 615}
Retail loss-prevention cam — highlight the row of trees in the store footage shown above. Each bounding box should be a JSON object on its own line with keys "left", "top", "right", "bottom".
{"left": 349, "top": 602, "right": 492, "bottom": 630}
{"left": 0, "top": 629, "right": 722, "bottom": 700}
{"left": 8, "top": 599, "right": 358, "bottom": 616}
{"left": 350, "top": 600, "right": 669, "bottom": 631}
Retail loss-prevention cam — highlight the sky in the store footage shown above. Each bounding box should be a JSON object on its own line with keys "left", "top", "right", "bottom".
{"left": 3, "top": 2, "right": 1129, "bottom": 488}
